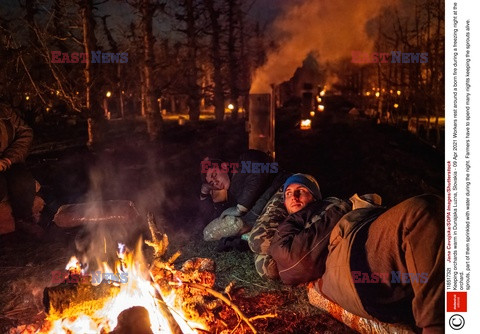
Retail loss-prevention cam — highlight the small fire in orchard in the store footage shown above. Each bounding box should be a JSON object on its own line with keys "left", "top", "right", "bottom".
{"left": 26, "top": 214, "right": 274, "bottom": 334}
{"left": 42, "top": 239, "right": 208, "bottom": 334}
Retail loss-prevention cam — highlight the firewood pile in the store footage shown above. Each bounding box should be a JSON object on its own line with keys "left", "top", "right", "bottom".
{"left": 145, "top": 213, "right": 276, "bottom": 334}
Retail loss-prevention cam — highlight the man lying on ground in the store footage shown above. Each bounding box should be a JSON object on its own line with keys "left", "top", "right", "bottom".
{"left": 247, "top": 173, "right": 350, "bottom": 280}
{"left": 249, "top": 173, "right": 444, "bottom": 333}
{"left": 199, "top": 149, "right": 289, "bottom": 250}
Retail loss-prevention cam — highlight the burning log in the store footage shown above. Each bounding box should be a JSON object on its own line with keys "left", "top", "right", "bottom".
{"left": 144, "top": 213, "right": 218, "bottom": 332}
{"left": 110, "top": 306, "right": 153, "bottom": 334}
{"left": 43, "top": 281, "right": 120, "bottom": 319}
{"left": 149, "top": 274, "right": 184, "bottom": 334}
{"left": 141, "top": 213, "right": 186, "bottom": 333}
{"left": 144, "top": 212, "right": 169, "bottom": 258}
{"left": 151, "top": 256, "right": 218, "bottom": 327}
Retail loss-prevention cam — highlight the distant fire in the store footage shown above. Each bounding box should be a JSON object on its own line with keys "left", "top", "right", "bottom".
{"left": 300, "top": 119, "right": 312, "bottom": 130}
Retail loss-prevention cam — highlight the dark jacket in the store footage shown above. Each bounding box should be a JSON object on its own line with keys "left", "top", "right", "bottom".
{"left": 269, "top": 197, "right": 351, "bottom": 285}
{"left": 0, "top": 106, "right": 33, "bottom": 164}
{"left": 227, "top": 150, "right": 290, "bottom": 226}
{"left": 227, "top": 149, "right": 275, "bottom": 211}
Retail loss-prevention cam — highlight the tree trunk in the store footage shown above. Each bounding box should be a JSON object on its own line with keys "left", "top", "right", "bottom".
{"left": 238, "top": 3, "right": 250, "bottom": 118}
{"left": 101, "top": 15, "right": 124, "bottom": 119}
{"left": 80, "top": 0, "right": 102, "bottom": 147}
{"left": 185, "top": 0, "right": 201, "bottom": 121}
{"left": 141, "top": 0, "right": 162, "bottom": 140}
{"left": 205, "top": 0, "right": 225, "bottom": 122}
{"left": 227, "top": 0, "right": 239, "bottom": 119}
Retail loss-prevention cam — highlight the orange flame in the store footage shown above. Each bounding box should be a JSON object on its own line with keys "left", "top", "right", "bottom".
{"left": 41, "top": 239, "right": 207, "bottom": 333}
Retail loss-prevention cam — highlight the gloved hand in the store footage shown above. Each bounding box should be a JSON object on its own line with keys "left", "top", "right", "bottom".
{"left": 201, "top": 183, "right": 213, "bottom": 195}
{"left": 220, "top": 206, "right": 243, "bottom": 219}
{"left": 200, "top": 183, "right": 214, "bottom": 199}
{"left": 0, "top": 158, "right": 11, "bottom": 172}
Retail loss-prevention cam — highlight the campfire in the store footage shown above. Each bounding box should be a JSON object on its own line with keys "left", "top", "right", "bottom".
{"left": 14, "top": 213, "right": 273, "bottom": 334}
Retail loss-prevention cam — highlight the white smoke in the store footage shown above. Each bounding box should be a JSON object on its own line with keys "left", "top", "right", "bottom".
{"left": 251, "top": 0, "right": 399, "bottom": 93}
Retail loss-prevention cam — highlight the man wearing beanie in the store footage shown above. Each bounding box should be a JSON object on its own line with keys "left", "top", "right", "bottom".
{"left": 248, "top": 173, "right": 351, "bottom": 281}
{"left": 282, "top": 173, "right": 321, "bottom": 199}
{"left": 282, "top": 173, "right": 322, "bottom": 213}
{"left": 264, "top": 173, "right": 444, "bottom": 333}
{"left": 257, "top": 173, "right": 351, "bottom": 282}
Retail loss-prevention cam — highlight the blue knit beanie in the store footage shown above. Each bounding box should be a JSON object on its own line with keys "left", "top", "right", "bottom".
{"left": 283, "top": 173, "right": 322, "bottom": 199}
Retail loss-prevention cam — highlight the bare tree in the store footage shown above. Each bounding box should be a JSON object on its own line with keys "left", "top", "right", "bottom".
{"left": 78, "top": 0, "right": 106, "bottom": 146}
{"left": 124, "top": 0, "right": 166, "bottom": 139}
{"left": 101, "top": 15, "right": 125, "bottom": 118}
{"left": 79, "top": 0, "right": 99, "bottom": 112}
{"left": 362, "top": 0, "right": 444, "bottom": 146}
{"left": 237, "top": 4, "right": 251, "bottom": 114}
{"left": 141, "top": 0, "right": 163, "bottom": 139}
{"left": 204, "top": 0, "right": 225, "bottom": 121}
{"left": 181, "top": 0, "right": 202, "bottom": 121}
{"left": 226, "top": 0, "right": 239, "bottom": 119}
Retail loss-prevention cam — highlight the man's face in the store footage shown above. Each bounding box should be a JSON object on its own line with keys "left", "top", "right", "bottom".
{"left": 284, "top": 183, "right": 315, "bottom": 214}
{"left": 205, "top": 168, "right": 230, "bottom": 190}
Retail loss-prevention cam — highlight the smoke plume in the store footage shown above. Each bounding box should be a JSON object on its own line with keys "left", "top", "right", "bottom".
{"left": 251, "top": 0, "right": 399, "bottom": 93}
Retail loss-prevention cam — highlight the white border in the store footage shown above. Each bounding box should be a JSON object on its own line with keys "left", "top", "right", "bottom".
{"left": 445, "top": 0, "right": 479, "bottom": 331}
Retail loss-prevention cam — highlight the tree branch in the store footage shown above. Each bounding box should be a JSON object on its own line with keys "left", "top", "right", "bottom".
{"left": 174, "top": 281, "right": 277, "bottom": 334}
